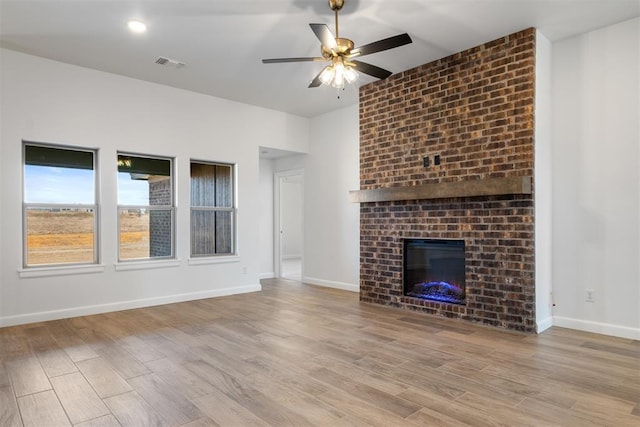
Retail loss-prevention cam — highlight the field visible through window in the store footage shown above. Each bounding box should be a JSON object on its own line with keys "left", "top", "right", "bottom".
{"left": 26, "top": 210, "right": 150, "bottom": 265}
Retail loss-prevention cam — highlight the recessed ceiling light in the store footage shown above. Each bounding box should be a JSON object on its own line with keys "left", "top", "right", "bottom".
{"left": 127, "top": 20, "right": 147, "bottom": 34}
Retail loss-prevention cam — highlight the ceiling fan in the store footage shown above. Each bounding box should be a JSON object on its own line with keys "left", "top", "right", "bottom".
{"left": 262, "top": 0, "right": 412, "bottom": 89}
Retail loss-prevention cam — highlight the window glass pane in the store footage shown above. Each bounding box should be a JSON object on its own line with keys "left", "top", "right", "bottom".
{"left": 117, "top": 155, "right": 171, "bottom": 206}
{"left": 190, "top": 210, "right": 234, "bottom": 256}
{"left": 26, "top": 208, "right": 95, "bottom": 265}
{"left": 190, "top": 163, "right": 232, "bottom": 208}
{"left": 214, "top": 165, "right": 233, "bottom": 208}
{"left": 119, "top": 208, "right": 173, "bottom": 260}
{"left": 215, "top": 211, "right": 233, "bottom": 254}
{"left": 191, "top": 163, "right": 215, "bottom": 207}
{"left": 24, "top": 146, "right": 94, "bottom": 204}
{"left": 149, "top": 209, "right": 173, "bottom": 257}
{"left": 119, "top": 208, "right": 149, "bottom": 260}
{"left": 191, "top": 210, "right": 215, "bottom": 256}
{"left": 117, "top": 172, "right": 150, "bottom": 205}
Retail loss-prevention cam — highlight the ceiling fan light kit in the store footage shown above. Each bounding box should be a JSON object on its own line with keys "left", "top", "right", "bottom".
{"left": 262, "top": 0, "right": 412, "bottom": 90}
{"left": 319, "top": 58, "right": 358, "bottom": 89}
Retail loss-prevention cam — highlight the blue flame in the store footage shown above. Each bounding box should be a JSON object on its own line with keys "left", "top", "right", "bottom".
{"left": 407, "top": 281, "right": 465, "bottom": 304}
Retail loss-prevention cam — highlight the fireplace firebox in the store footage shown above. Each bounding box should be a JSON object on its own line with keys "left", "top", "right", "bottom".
{"left": 403, "top": 239, "right": 466, "bottom": 304}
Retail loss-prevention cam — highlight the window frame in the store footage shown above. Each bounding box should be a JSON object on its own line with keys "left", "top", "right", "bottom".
{"left": 116, "top": 152, "right": 176, "bottom": 262}
{"left": 22, "top": 142, "right": 100, "bottom": 268}
{"left": 189, "top": 159, "right": 237, "bottom": 258}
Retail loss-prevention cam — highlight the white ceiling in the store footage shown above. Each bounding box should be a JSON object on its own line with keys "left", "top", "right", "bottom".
{"left": 1, "top": 0, "right": 638, "bottom": 118}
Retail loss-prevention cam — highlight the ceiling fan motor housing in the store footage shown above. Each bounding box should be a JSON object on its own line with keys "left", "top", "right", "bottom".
{"left": 321, "top": 37, "right": 354, "bottom": 59}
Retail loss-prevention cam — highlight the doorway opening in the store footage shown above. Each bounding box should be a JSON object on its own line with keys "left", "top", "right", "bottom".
{"left": 275, "top": 170, "right": 303, "bottom": 280}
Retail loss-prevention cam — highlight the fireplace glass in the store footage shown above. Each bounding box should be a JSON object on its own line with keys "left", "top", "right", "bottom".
{"left": 403, "top": 239, "right": 466, "bottom": 304}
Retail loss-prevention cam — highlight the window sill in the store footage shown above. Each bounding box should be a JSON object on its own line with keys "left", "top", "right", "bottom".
{"left": 19, "top": 264, "right": 106, "bottom": 278}
{"left": 115, "top": 259, "right": 182, "bottom": 271}
{"left": 188, "top": 256, "right": 240, "bottom": 266}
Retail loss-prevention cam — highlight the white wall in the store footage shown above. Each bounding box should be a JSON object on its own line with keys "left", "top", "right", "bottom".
{"left": 0, "top": 49, "right": 309, "bottom": 326}
{"left": 551, "top": 18, "right": 640, "bottom": 339}
{"left": 275, "top": 104, "right": 360, "bottom": 292}
{"left": 535, "top": 31, "right": 553, "bottom": 332}
{"left": 258, "top": 158, "right": 275, "bottom": 278}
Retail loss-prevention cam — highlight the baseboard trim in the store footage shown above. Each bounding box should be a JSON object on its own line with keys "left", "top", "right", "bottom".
{"left": 302, "top": 276, "right": 359, "bottom": 293}
{"left": 0, "top": 284, "right": 262, "bottom": 328}
{"left": 259, "top": 272, "right": 275, "bottom": 280}
{"left": 536, "top": 316, "right": 553, "bottom": 334}
{"left": 553, "top": 316, "right": 640, "bottom": 340}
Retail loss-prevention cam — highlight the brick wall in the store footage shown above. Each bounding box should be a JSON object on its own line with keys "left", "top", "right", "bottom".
{"left": 358, "top": 28, "right": 536, "bottom": 332}
{"left": 149, "top": 177, "right": 172, "bottom": 257}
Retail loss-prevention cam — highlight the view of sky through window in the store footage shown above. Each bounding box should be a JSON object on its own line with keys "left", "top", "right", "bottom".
{"left": 117, "top": 172, "right": 150, "bottom": 205}
{"left": 25, "top": 165, "right": 151, "bottom": 205}
{"left": 24, "top": 165, "right": 94, "bottom": 204}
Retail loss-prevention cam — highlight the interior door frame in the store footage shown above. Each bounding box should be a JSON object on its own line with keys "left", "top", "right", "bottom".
{"left": 274, "top": 169, "right": 304, "bottom": 279}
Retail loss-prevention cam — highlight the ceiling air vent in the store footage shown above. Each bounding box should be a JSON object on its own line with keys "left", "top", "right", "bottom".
{"left": 155, "top": 56, "right": 186, "bottom": 68}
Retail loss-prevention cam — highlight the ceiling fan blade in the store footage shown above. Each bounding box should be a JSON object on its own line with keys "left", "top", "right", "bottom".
{"left": 308, "top": 69, "right": 324, "bottom": 88}
{"left": 352, "top": 60, "right": 393, "bottom": 79}
{"left": 310, "top": 23, "right": 337, "bottom": 50}
{"left": 262, "top": 57, "right": 324, "bottom": 64}
{"left": 351, "top": 33, "right": 412, "bottom": 57}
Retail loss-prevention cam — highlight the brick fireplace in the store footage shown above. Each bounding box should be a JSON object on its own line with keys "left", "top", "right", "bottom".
{"left": 355, "top": 28, "right": 536, "bottom": 333}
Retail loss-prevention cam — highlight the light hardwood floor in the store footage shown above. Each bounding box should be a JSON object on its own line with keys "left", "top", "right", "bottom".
{"left": 1, "top": 278, "right": 638, "bottom": 426}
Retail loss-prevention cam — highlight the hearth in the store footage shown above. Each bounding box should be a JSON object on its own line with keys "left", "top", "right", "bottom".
{"left": 403, "top": 239, "right": 466, "bottom": 305}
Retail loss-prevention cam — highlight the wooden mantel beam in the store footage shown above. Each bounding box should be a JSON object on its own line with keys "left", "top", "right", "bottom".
{"left": 349, "top": 176, "right": 533, "bottom": 203}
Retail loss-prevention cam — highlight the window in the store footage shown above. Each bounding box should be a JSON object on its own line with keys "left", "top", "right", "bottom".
{"left": 117, "top": 153, "right": 174, "bottom": 261}
{"left": 23, "top": 143, "right": 98, "bottom": 267}
{"left": 190, "top": 161, "right": 236, "bottom": 257}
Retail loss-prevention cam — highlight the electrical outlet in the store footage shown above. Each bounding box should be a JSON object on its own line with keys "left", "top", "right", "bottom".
{"left": 242, "top": 267, "right": 248, "bottom": 274}
{"left": 585, "top": 289, "right": 595, "bottom": 303}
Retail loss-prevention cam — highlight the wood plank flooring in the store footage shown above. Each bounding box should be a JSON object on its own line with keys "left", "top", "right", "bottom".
{"left": 1, "top": 278, "right": 638, "bottom": 426}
